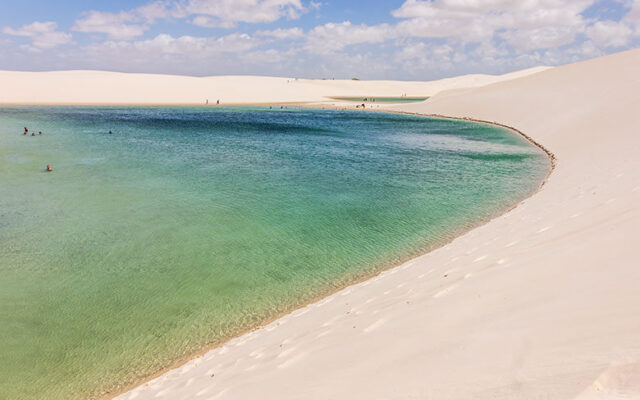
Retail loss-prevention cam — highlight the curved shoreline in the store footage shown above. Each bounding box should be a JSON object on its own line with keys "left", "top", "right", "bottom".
{"left": 112, "top": 49, "right": 640, "bottom": 400}
{"left": 105, "top": 110, "right": 554, "bottom": 400}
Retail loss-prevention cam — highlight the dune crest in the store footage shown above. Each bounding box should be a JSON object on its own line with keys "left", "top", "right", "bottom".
{"left": 0, "top": 67, "right": 548, "bottom": 105}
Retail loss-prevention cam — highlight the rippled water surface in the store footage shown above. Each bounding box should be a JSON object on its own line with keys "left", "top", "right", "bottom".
{"left": 0, "top": 106, "right": 549, "bottom": 399}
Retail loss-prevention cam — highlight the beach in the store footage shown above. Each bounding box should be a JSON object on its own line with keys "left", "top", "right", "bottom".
{"left": 2, "top": 49, "right": 639, "bottom": 399}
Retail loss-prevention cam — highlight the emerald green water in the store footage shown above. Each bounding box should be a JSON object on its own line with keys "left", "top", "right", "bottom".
{"left": 0, "top": 106, "right": 549, "bottom": 399}
{"left": 330, "top": 96, "right": 429, "bottom": 103}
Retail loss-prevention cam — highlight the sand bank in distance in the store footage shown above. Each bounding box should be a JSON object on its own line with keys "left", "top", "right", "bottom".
{"left": 0, "top": 66, "right": 547, "bottom": 105}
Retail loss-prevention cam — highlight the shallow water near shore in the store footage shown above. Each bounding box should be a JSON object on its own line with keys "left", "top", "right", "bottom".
{"left": 0, "top": 106, "right": 549, "bottom": 399}
{"left": 330, "top": 96, "right": 429, "bottom": 103}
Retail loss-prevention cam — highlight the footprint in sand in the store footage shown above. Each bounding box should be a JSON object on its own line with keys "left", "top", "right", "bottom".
{"left": 249, "top": 349, "right": 265, "bottom": 359}
{"left": 316, "top": 297, "right": 334, "bottom": 307}
{"left": 291, "top": 308, "right": 309, "bottom": 318}
{"left": 124, "top": 389, "right": 141, "bottom": 399}
{"left": 316, "top": 329, "right": 331, "bottom": 339}
{"left": 465, "top": 247, "right": 479, "bottom": 255}
{"left": 277, "top": 346, "right": 298, "bottom": 359}
{"left": 195, "top": 386, "right": 212, "bottom": 397}
{"left": 277, "top": 352, "right": 307, "bottom": 369}
{"left": 363, "top": 318, "right": 386, "bottom": 333}
{"left": 244, "top": 364, "right": 258, "bottom": 372}
{"left": 473, "top": 255, "right": 488, "bottom": 262}
{"left": 322, "top": 315, "right": 341, "bottom": 327}
{"left": 209, "top": 388, "right": 230, "bottom": 399}
{"left": 433, "top": 283, "right": 459, "bottom": 298}
{"left": 183, "top": 377, "right": 196, "bottom": 387}
{"left": 153, "top": 386, "right": 177, "bottom": 398}
{"left": 575, "top": 362, "right": 640, "bottom": 398}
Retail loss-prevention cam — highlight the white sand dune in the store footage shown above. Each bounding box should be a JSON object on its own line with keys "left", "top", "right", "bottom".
{"left": 0, "top": 66, "right": 547, "bottom": 105}
{"left": 108, "top": 49, "right": 640, "bottom": 399}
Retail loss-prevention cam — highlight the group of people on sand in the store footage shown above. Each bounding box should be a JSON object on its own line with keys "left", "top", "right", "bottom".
{"left": 23, "top": 127, "right": 43, "bottom": 136}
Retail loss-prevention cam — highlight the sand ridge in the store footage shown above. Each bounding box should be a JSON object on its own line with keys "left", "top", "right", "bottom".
{"left": 0, "top": 67, "right": 548, "bottom": 105}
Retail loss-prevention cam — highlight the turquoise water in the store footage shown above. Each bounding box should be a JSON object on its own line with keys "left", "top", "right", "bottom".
{"left": 0, "top": 106, "right": 549, "bottom": 399}
{"left": 330, "top": 96, "right": 429, "bottom": 103}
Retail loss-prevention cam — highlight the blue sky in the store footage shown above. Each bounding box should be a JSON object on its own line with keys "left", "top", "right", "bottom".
{"left": 1, "top": 0, "right": 638, "bottom": 80}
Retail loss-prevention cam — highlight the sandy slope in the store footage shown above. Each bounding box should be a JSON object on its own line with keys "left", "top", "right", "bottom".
{"left": 109, "top": 49, "right": 640, "bottom": 399}
{"left": 0, "top": 67, "right": 547, "bottom": 105}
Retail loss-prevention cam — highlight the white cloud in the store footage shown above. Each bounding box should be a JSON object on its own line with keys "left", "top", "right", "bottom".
{"left": 305, "top": 21, "right": 394, "bottom": 54}
{"left": 72, "top": 10, "right": 148, "bottom": 40}
{"left": 391, "top": 0, "right": 592, "bottom": 47}
{"left": 624, "top": 0, "right": 640, "bottom": 34}
{"left": 135, "top": 1, "right": 174, "bottom": 23}
{"left": 180, "top": 0, "right": 306, "bottom": 27}
{"left": 2, "top": 21, "right": 72, "bottom": 49}
{"left": 255, "top": 27, "right": 304, "bottom": 40}
{"left": 395, "top": 41, "right": 456, "bottom": 73}
{"left": 241, "top": 48, "right": 297, "bottom": 65}
{"left": 89, "top": 33, "right": 260, "bottom": 56}
{"left": 191, "top": 15, "right": 237, "bottom": 28}
{"left": 72, "top": 32, "right": 264, "bottom": 75}
{"left": 502, "top": 26, "right": 578, "bottom": 51}
{"left": 73, "top": 0, "right": 307, "bottom": 40}
{"left": 296, "top": 0, "right": 599, "bottom": 56}
{"left": 586, "top": 20, "right": 633, "bottom": 47}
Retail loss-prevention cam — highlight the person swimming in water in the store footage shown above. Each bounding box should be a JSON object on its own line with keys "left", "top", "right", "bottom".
{"left": 108, "top": 130, "right": 112, "bottom": 134}
{"left": 46, "top": 165, "right": 52, "bottom": 172}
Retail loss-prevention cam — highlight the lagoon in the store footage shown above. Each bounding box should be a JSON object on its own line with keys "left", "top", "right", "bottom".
{"left": 0, "top": 106, "right": 549, "bottom": 399}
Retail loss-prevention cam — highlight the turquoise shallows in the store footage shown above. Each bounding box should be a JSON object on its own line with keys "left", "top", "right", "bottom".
{"left": 0, "top": 106, "right": 550, "bottom": 399}
{"left": 330, "top": 96, "right": 429, "bottom": 103}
